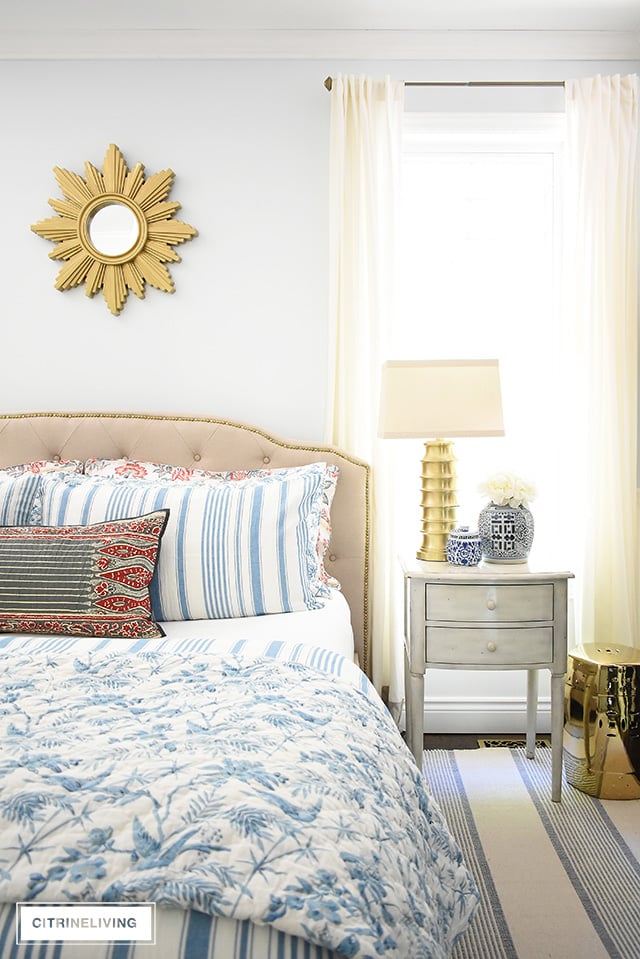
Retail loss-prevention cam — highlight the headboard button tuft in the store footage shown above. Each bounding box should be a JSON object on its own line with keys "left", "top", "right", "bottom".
{"left": 52, "top": 454, "right": 61, "bottom": 462}
{"left": 263, "top": 456, "right": 271, "bottom": 465}
{"left": 193, "top": 453, "right": 202, "bottom": 462}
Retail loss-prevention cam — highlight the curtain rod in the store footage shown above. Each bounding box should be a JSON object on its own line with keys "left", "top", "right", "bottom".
{"left": 323, "top": 77, "right": 565, "bottom": 91}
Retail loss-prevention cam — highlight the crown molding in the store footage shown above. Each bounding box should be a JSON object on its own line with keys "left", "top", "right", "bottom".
{"left": 0, "top": 28, "right": 638, "bottom": 61}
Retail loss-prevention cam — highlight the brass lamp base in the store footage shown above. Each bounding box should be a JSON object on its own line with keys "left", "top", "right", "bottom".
{"left": 416, "top": 439, "right": 458, "bottom": 562}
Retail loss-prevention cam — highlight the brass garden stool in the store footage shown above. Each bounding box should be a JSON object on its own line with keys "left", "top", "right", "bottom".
{"left": 564, "top": 643, "right": 640, "bottom": 799}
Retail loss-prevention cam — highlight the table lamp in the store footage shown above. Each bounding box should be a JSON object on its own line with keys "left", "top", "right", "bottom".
{"left": 379, "top": 358, "right": 505, "bottom": 561}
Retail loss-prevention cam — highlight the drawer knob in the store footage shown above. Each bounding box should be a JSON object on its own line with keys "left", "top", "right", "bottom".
{"left": 487, "top": 599, "right": 497, "bottom": 610}
{"left": 487, "top": 641, "right": 497, "bottom": 652}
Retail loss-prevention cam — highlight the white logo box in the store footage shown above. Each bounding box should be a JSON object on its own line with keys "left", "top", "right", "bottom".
{"left": 17, "top": 903, "right": 155, "bottom": 943}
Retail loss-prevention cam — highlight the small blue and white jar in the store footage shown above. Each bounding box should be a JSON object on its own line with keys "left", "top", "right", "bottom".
{"left": 446, "top": 526, "right": 483, "bottom": 567}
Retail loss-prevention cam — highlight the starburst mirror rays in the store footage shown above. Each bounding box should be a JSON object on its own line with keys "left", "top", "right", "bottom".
{"left": 31, "top": 144, "right": 197, "bottom": 316}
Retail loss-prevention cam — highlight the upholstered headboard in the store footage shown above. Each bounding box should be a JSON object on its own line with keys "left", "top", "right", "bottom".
{"left": 0, "top": 412, "right": 371, "bottom": 675}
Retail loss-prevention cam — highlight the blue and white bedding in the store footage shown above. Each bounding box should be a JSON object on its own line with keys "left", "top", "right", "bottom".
{"left": 0, "top": 636, "right": 479, "bottom": 958}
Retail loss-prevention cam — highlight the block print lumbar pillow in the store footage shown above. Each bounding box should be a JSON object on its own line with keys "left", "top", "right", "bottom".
{"left": 0, "top": 509, "right": 169, "bottom": 638}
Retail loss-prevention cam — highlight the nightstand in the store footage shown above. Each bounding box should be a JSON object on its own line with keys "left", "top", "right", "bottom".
{"left": 402, "top": 557, "right": 574, "bottom": 802}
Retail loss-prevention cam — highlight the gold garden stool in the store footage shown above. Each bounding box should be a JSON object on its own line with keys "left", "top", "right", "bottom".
{"left": 564, "top": 643, "right": 640, "bottom": 799}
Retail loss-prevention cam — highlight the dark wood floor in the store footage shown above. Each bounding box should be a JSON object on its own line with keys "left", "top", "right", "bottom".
{"left": 424, "top": 733, "right": 480, "bottom": 749}
{"left": 423, "top": 733, "right": 533, "bottom": 749}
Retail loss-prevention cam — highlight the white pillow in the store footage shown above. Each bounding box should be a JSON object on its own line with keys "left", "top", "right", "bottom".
{"left": 38, "top": 466, "right": 330, "bottom": 622}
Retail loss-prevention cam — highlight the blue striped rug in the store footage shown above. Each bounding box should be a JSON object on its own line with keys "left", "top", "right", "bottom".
{"left": 422, "top": 748, "right": 640, "bottom": 959}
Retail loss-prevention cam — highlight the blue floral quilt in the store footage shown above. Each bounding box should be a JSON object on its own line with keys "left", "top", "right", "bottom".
{"left": 0, "top": 639, "right": 478, "bottom": 958}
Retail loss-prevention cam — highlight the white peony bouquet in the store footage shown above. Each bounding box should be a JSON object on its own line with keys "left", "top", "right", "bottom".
{"left": 478, "top": 471, "right": 537, "bottom": 509}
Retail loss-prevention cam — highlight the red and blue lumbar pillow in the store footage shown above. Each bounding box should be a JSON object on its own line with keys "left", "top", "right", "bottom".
{"left": 0, "top": 510, "right": 168, "bottom": 638}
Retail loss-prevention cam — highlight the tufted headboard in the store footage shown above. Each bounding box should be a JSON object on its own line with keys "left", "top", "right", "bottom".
{"left": 0, "top": 411, "right": 371, "bottom": 676}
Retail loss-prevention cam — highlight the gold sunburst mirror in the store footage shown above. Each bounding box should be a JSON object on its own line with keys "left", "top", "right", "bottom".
{"left": 31, "top": 144, "right": 197, "bottom": 316}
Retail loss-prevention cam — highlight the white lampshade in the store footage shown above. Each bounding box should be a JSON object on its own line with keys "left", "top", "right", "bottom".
{"left": 379, "top": 359, "right": 505, "bottom": 439}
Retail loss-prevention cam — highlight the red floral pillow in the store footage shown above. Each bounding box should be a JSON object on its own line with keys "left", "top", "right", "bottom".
{"left": 0, "top": 510, "right": 168, "bottom": 638}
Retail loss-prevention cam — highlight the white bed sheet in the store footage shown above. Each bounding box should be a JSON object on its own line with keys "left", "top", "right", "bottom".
{"left": 160, "top": 587, "right": 354, "bottom": 658}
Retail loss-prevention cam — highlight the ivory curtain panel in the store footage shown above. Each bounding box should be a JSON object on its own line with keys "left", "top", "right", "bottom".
{"left": 564, "top": 74, "right": 640, "bottom": 650}
{"left": 325, "top": 75, "right": 405, "bottom": 702}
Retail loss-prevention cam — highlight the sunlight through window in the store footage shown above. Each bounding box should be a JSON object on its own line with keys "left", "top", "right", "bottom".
{"left": 393, "top": 113, "right": 572, "bottom": 568}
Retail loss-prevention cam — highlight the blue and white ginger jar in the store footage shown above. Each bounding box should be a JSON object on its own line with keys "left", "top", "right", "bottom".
{"left": 478, "top": 503, "right": 534, "bottom": 564}
{"left": 446, "top": 526, "right": 483, "bottom": 567}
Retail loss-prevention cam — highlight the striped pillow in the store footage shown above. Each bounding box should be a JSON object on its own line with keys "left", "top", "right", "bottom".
{"left": 0, "top": 510, "right": 168, "bottom": 638}
{"left": 38, "top": 466, "right": 330, "bottom": 622}
{"left": 84, "top": 458, "right": 340, "bottom": 589}
{"left": 0, "top": 461, "right": 83, "bottom": 526}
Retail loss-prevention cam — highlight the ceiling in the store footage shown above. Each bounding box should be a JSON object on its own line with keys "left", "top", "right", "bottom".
{"left": 2, "top": 0, "right": 640, "bottom": 32}
{"left": 2, "top": 0, "right": 639, "bottom": 59}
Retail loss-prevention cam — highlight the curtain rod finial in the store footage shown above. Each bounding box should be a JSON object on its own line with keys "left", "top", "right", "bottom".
{"left": 324, "top": 76, "right": 333, "bottom": 91}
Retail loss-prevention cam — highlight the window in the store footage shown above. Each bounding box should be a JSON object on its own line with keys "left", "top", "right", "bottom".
{"left": 393, "top": 113, "right": 572, "bottom": 566}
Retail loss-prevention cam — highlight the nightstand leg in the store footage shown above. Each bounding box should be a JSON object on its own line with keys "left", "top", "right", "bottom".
{"left": 404, "top": 650, "right": 413, "bottom": 758}
{"left": 405, "top": 659, "right": 425, "bottom": 771}
{"left": 550, "top": 672, "right": 564, "bottom": 802}
{"left": 526, "top": 670, "right": 538, "bottom": 759}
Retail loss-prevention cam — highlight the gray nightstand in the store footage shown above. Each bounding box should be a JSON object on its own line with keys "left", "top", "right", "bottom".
{"left": 402, "top": 557, "right": 574, "bottom": 802}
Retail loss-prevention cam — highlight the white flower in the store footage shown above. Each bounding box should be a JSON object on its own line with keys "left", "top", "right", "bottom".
{"left": 478, "top": 471, "right": 536, "bottom": 508}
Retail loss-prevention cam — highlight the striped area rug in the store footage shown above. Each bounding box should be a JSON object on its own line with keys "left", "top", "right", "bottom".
{"left": 422, "top": 748, "right": 640, "bottom": 959}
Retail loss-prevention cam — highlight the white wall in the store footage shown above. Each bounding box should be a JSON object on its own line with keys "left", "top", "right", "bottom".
{"left": 1, "top": 54, "right": 637, "bottom": 729}
{"left": 2, "top": 57, "right": 636, "bottom": 442}
{"left": 0, "top": 60, "right": 331, "bottom": 441}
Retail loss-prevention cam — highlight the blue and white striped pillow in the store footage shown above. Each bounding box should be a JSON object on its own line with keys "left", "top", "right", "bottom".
{"left": 38, "top": 466, "right": 330, "bottom": 622}
{"left": 0, "top": 461, "right": 83, "bottom": 526}
{"left": 0, "top": 473, "right": 41, "bottom": 526}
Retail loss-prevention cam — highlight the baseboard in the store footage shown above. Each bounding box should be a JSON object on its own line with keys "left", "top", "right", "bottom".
{"left": 400, "top": 696, "right": 552, "bottom": 734}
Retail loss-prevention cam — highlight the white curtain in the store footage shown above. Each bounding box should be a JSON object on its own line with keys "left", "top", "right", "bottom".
{"left": 564, "top": 74, "right": 640, "bottom": 649}
{"left": 326, "top": 75, "right": 405, "bottom": 701}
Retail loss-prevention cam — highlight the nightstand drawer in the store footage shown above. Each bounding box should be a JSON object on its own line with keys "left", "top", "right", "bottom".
{"left": 426, "top": 625, "right": 554, "bottom": 665}
{"left": 426, "top": 583, "right": 554, "bottom": 623}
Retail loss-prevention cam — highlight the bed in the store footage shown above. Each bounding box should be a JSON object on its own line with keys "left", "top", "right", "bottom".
{"left": 0, "top": 411, "right": 479, "bottom": 959}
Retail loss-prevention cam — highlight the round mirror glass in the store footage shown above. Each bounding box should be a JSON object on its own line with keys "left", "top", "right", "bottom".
{"left": 87, "top": 202, "right": 140, "bottom": 256}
